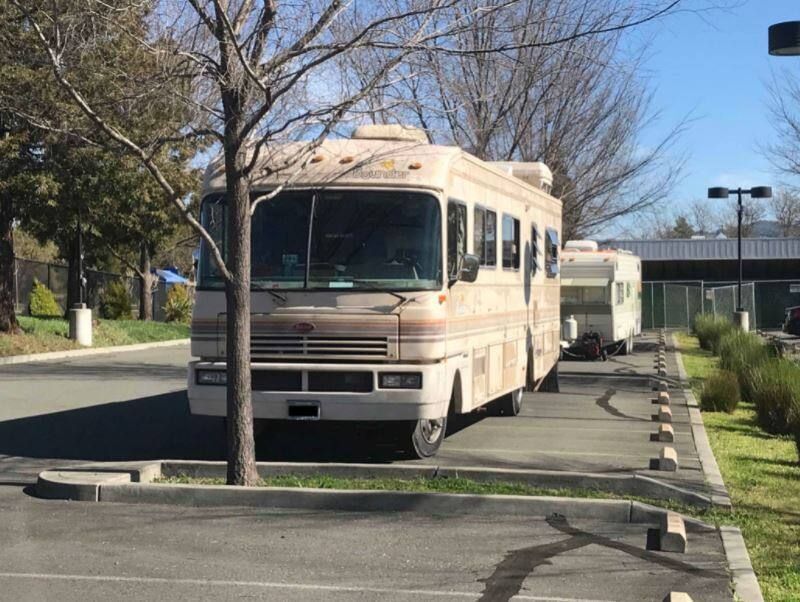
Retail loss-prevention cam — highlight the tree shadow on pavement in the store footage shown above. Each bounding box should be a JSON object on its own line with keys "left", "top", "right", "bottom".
{"left": 0, "top": 391, "right": 226, "bottom": 462}
{"left": 0, "top": 390, "right": 486, "bottom": 464}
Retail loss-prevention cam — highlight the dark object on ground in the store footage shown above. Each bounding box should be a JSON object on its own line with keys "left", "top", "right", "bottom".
{"left": 783, "top": 306, "right": 800, "bottom": 336}
{"left": 574, "top": 331, "right": 607, "bottom": 361}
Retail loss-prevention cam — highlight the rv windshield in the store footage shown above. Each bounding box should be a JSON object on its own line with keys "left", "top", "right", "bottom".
{"left": 199, "top": 190, "right": 442, "bottom": 291}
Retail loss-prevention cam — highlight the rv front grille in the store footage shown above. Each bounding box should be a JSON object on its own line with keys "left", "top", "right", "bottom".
{"left": 251, "top": 370, "right": 302, "bottom": 391}
{"left": 250, "top": 335, "right": 389, "bottom": 359}
{"left": 308, "top": 371, "right": 373, "bottom": 393}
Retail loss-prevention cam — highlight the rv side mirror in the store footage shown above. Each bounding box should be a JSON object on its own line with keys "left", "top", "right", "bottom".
{"left": 456, "top": 253, "right": 480, "bottom": 284}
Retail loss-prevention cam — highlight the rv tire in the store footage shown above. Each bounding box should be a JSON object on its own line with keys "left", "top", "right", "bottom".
{"left": 406, "top": 415, "right": 447, "bottom": 458}
{"left": 499, "top": 387, "right": 524, "bottom": 416}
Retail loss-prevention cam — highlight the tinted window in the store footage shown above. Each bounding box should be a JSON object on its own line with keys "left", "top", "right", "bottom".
{"left": 310, "top": 191, "right": 442, "bottom": 289}
{"left": 473, "top": 206, "right": 497, "bottom": 267}
{"left": 199, "top": 191, "right": 442, "bottom": 291}
{"left": 447, "top": 201, "right": 467, "bottom": 278}
{"left": 545, "top": 227, "right": 560, "bottom": 277}
{"left": 502, "top": 215, "right": 520, "bottom": 269}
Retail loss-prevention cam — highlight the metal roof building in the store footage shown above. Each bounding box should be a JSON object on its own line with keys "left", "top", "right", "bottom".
{"left": 604, "top": 238, "right": 800, "bottom": 262}
{"left": 602, "top": 238, "right": 800, "bottom": 281}
{"left": 601, "top": 238, "right": 800, "bottom": 329}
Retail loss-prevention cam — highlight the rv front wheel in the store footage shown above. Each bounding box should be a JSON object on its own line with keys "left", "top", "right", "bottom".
{"left": 499, "top": 387, "right": 524, "bottom": 416}
{"left": 407, "top": 416, "right": 447, "bottom": 458}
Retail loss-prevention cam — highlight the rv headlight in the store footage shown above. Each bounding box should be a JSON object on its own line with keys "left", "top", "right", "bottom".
{"left": 379, "top": 372, "right": 422, "bottom": 389}
{"left": 196, "top": 370, "right": 227, "bottom": 385}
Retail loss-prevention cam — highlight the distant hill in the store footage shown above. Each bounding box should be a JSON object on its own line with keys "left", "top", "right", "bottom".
{"left": 750, "top": 220, "right": 783, "bottom": 238}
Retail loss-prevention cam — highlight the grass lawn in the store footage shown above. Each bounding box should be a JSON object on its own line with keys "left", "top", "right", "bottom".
{"left": 158, "top": 473, "right": 700, "bottom": 514}
{"left": 675, "top": 332, "right": 800, "bottom": 602}
{"left": 0, "top": 315, "right": 189, "bottom": 357}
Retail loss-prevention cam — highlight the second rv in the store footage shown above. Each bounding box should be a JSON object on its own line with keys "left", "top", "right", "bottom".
{"left": 560, "top": 240, "right": 641, "bottom": 355}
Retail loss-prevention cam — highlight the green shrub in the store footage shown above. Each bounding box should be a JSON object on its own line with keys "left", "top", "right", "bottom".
{"left": 749, "top": 359, "right": 800, "bottom": 436}
{"left": 28, "top": 279, "right": 61, "bottom": 317}
{"left": 792, "top": 413, "right": 800, "bottom": 463}
{"left": 693, "top": 313, "right": 734, "bottom": 354}
{"left": 163, "top": 284, "right": 192, "bottom": 323}
{"left": 100, "top": 281, "right": 132, "bottom": 320}
{"left": 718, "top": 330, "right": 769, "bottom": 401}
{"left": 700, "top": 369, "right": 741, "bottom": 413}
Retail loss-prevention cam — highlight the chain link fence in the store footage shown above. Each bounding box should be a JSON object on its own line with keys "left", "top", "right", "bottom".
{"left": 13, "top": 257, "right": 180, "bottom": 320}
{"left": 642, "top": 280, "right": 792, "bottom": 330}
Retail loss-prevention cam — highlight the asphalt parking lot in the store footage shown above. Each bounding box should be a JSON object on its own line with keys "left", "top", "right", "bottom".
{"left": 0, "top": 337, "right": 738, "bottom": 601}
{"left": 0, "top": 489, "right": 732, "bottom": 602}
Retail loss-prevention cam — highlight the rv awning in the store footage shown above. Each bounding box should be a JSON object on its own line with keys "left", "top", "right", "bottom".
{"left": 561, "top": 277, "right": 609, "bottom": 287}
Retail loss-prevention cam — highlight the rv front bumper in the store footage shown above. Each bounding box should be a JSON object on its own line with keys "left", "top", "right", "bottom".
{"left": 187, "top": 360, "right": 449, "bottom": 421}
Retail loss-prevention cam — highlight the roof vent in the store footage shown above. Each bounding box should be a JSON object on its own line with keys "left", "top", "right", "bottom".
{"left": 564, "top": 240, "right": 599, "bottom": 252}
{"left": 489, "top": 162, "right": 553, "bottom": 193}
{"left": 351, "top": 124, "right": 429, "bottom": 144}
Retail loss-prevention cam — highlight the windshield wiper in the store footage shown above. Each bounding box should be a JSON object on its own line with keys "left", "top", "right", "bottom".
{"left": 251, "top": 283, "right": 287, "bottom": 303}
{"left": 345, "top": 278, "right": 408, "bottom": 306}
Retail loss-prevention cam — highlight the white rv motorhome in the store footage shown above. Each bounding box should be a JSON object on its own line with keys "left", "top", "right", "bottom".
{"left": 560, "top": 241, "right": 641, "bottom": 355}
{"left": 188, "top": 125, "right": 562, "bottom": 458}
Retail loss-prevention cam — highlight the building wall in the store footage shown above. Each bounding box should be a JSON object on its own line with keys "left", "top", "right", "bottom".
{"left": 642, "top": 259, "right": 800, "bottom": 282}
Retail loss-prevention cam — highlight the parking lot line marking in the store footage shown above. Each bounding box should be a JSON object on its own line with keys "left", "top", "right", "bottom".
{"left": 0, "top": 572, "right": 614, "bottom": 601}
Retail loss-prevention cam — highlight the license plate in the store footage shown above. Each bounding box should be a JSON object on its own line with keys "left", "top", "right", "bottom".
{"left": 287, "top": 400, "right": 321, "bottom": 420}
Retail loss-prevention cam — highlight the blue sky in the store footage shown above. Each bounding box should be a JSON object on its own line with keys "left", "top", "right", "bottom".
{"left": 611, "top": 0, "right": 800, "bottom": 234}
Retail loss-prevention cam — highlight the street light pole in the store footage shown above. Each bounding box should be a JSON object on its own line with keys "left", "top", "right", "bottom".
{"left": 68, "top": 206, "right": 92, "bottom": 346}
{"left": 735, "top": 187, "right": 743, "bottom": 311}
{"left": 708, "top": 185, "right": 772, "bottom": 330}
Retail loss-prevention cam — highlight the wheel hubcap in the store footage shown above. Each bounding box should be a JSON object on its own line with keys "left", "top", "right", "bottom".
{"left": 419, "top": 418, "right": 444, "bottom": 444}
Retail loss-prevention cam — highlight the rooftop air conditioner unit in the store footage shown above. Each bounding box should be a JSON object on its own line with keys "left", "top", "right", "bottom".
{"left": 489, "top": 161, "right": 553, "bottom": 193}
{"left": 564, "top": 240, "right": 599, "bottom": 252}
{"left": 351, "top": 124, "right": 429, "bottom": 143}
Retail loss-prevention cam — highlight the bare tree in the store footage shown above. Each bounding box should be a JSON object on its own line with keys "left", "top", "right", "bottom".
{"left": 5, "top": 0, "right": 693, "bottom": 483}
{"left": 688, "top": 199, "right": 722, "bottom": 236}
{"left": 720, "top": 201, "right": 766, "bottom": 239}
{"left": 350, "top": 0, "right": 689, "bottom": 240}
{"left": 766, "top": 70, "right": 800, "bottom": 181}
{"left": 769, "top": 188, "right": 800, "bottom": 236}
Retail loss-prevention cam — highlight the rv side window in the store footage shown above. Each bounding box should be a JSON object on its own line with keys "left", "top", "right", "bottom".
{"left": 562, "top": 286, "right": 606, "bottom": 304}
{"left": 200, "top": 196, "right": 227, "bottom": 285}
{"left": 473, "top": 206, "right": 496, "bottom": 267}
{"left": 486, "top": 210, "right": 497, "bottom": 266}
{"left": 474, "top": 207, "right": 484, "bottom": 261}
{"left": 502, "top": 215, "right": 520, "bottom": 269}
{"left": 616, "top": 282, "right": 624, "bottom": 305}
{"left": 448, "top": 200, "right": 467, "bottom": 278}
{"left": 531, "top": 224, "right": 540, "bottom": 276}
{"left": 545, "top": 227, "right": 559, "bottom": 277}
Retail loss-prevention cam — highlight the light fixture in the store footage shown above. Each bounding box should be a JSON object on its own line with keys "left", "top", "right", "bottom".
{"left": 769, "top": 21, "right": 800, "bottom": 56}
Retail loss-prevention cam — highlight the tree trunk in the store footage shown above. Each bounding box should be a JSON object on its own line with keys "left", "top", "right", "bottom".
{"left": 138, "top": 242, "right": 155, "bottom": 321}
{"left": 0, "top": 192, "right": 19, "bottom": 334}
{"left": 222, "top": 98, "right": 258, "bottom": 487}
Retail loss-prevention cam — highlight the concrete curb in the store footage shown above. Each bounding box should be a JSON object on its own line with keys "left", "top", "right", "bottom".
{"left": 720, "top": 526, "right": 764, "bottom": 602}
{"left": 159, "top": 459, "right": 717, "bottom": 508}
{"left": 0, "top": 338, "right": 189, "bottom": 366}
{"left": 671, "top": 333, "right": 732, "bottom": 508}
{"left": 34, "top": 461, "right": 713, "bottom": 526}
{"left": 102, "top": 482, "right": 637, "bottom": 520}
